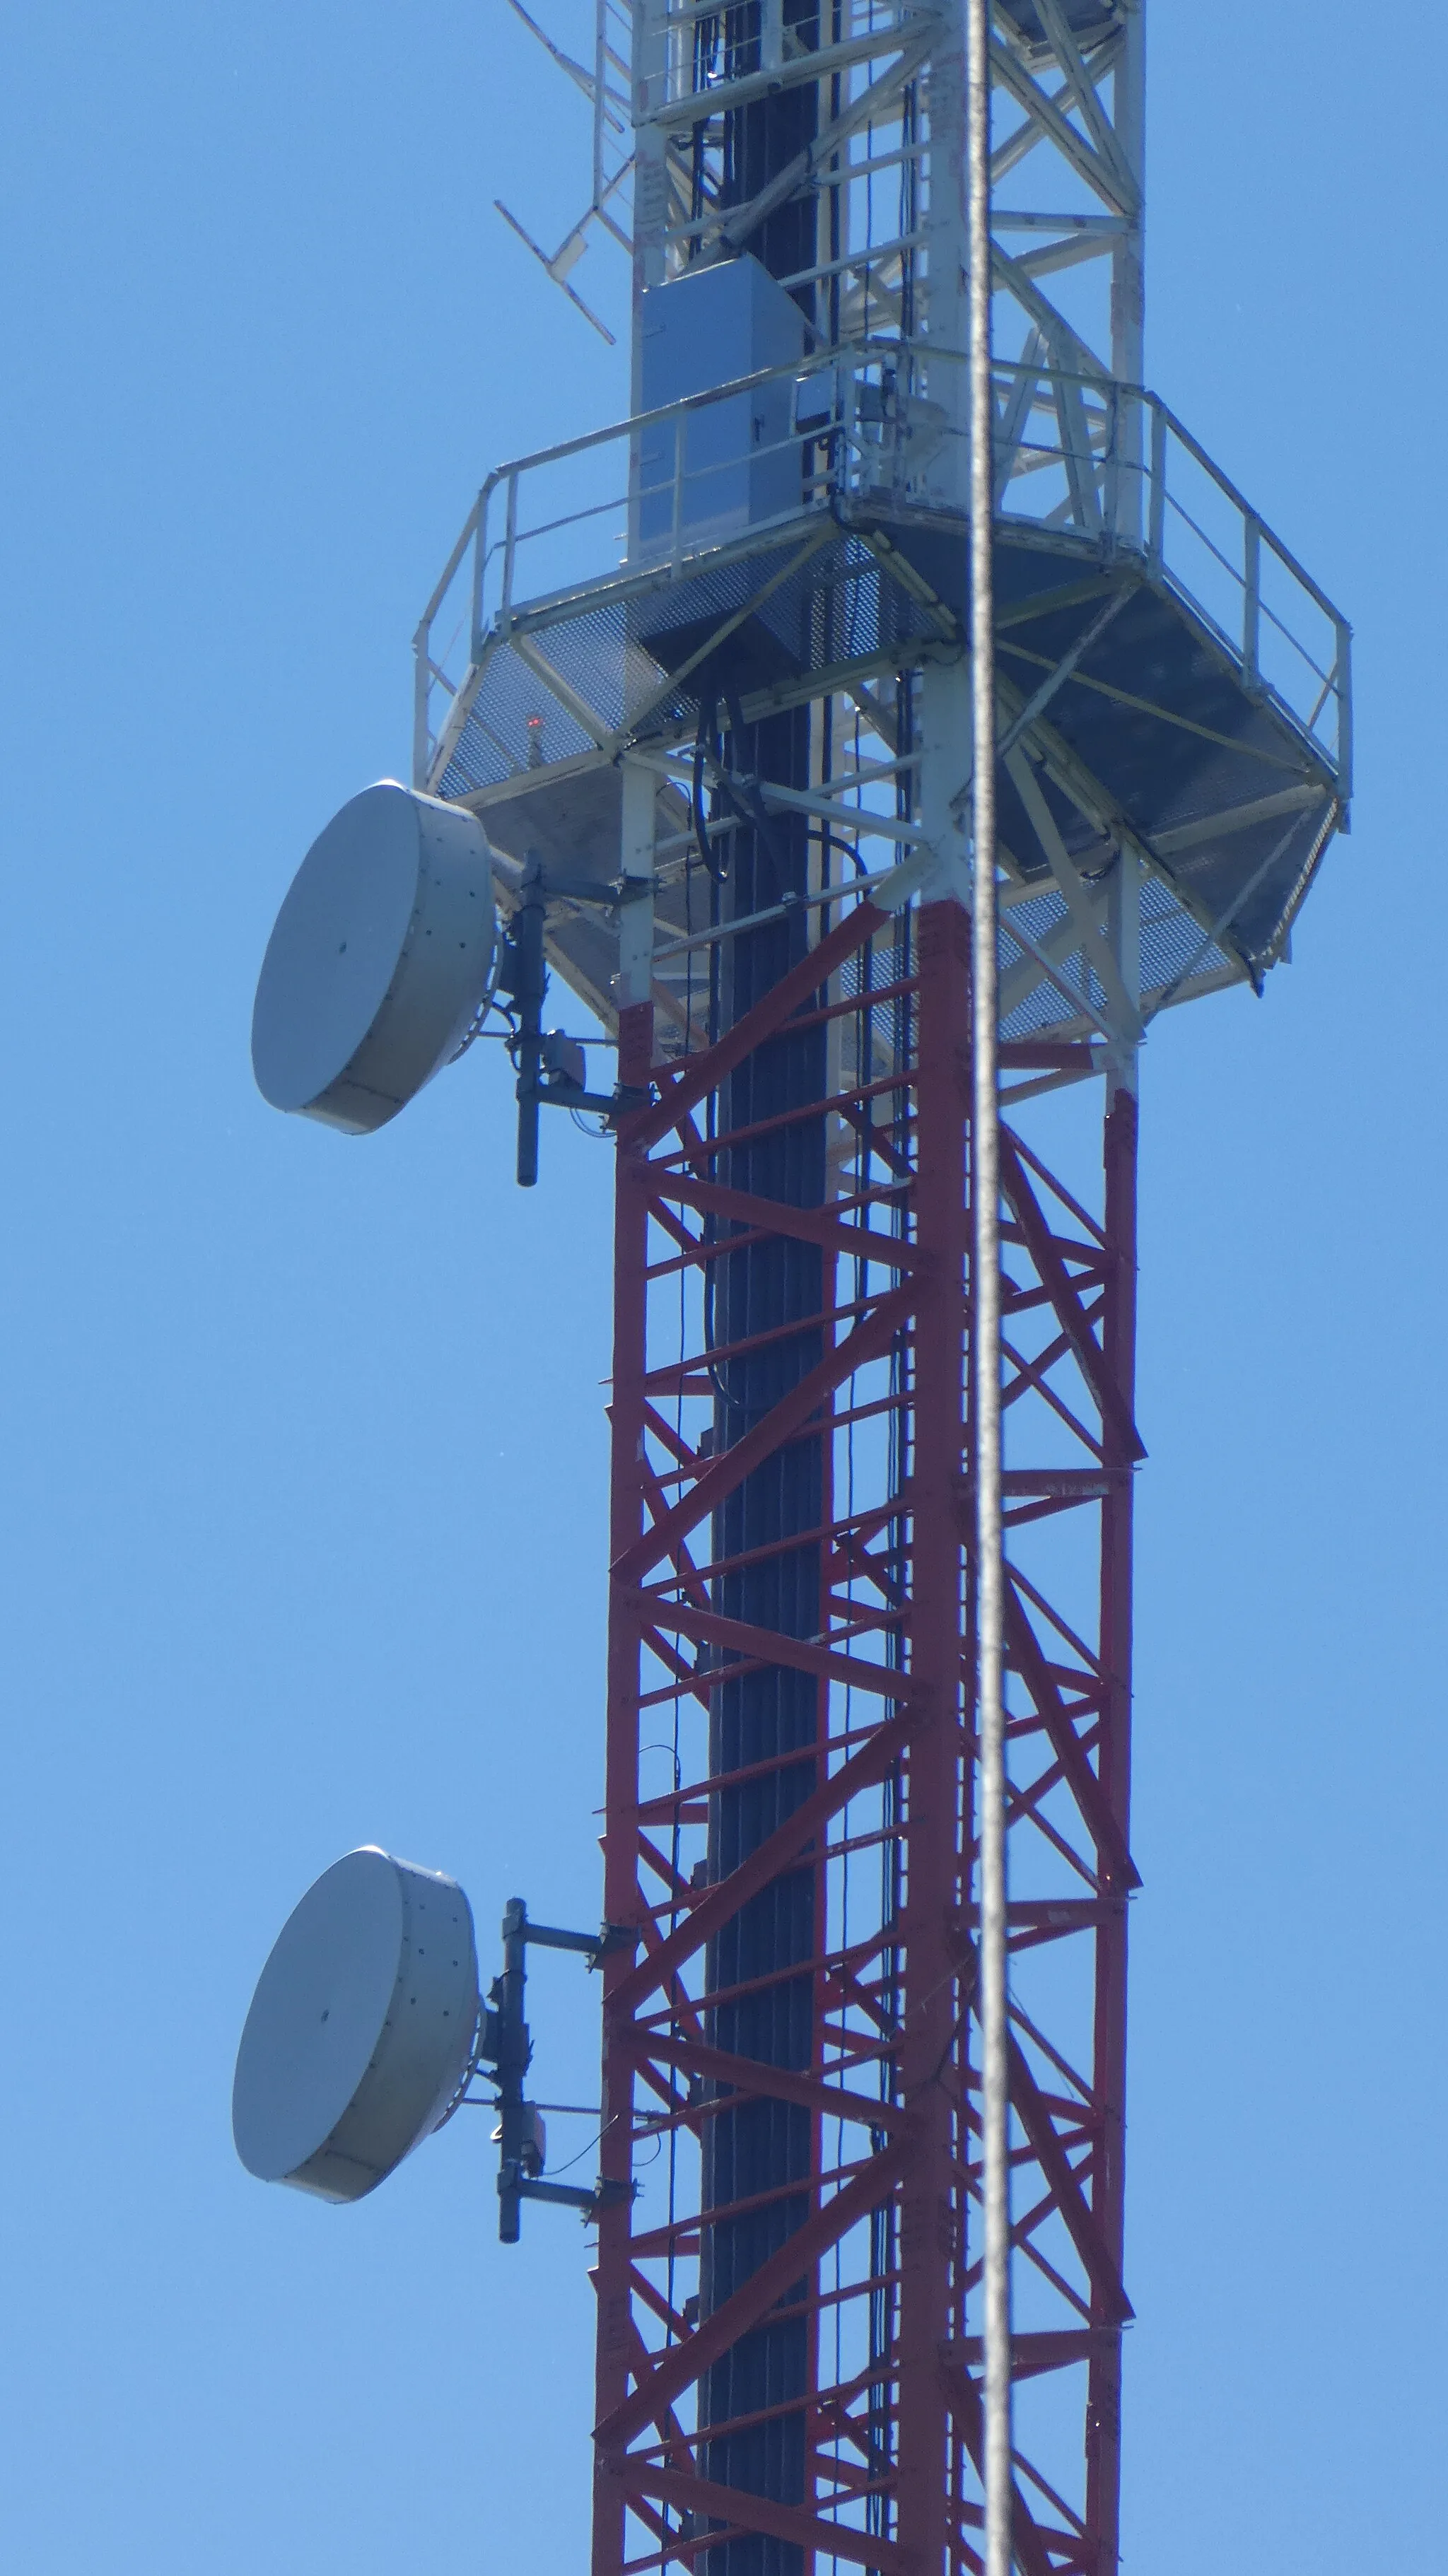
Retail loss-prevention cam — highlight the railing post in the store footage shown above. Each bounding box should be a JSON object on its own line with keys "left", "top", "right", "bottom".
{"left": 1103, "top": 380, "right": 1120, "bottom": 549}
{"left": 470, "top": 488, "right": 489, "bottom": 662}
{"left": 670, "top": 404, "right": 685, "bottom": 568}
{"left": 592, "top": 0, "right": 607, "bottom": 212}
{"left": 1243, "top": 515, "right": 1261, "bottom": 686}
{"left": 1336, "top": 616, "right": 1354, "bottom": 810}
{"left": 1148, "top": 401, "right": 1167, "bottom": 573}
{"left": 501, "top": 471, "right": 520, "bottom": 628}
{"left": 1120, "top": 382, "right": 1145, "bottom": 551}
{"left": 411, "top": 626, "right": 430, "bottom": 790}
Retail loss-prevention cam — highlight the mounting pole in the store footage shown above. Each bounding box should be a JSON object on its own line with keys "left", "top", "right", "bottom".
{"left": 492, "top": 1900, "right": 631, "bottom": 2237}
{"left": 967, "top": 0, "right": 1011, "bottom": 2570}
{"left": 498, "top": 856, "right": 653, "bottom": 1188}
{"left": 494, "top": 1897, "right": 535, "bottom": 2241}
{"left": 507, "top": 862, "right": 549, "bottom": 1189}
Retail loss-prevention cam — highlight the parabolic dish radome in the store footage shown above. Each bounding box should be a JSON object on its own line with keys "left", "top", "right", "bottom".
{"left": 252, "top": 780, "right": 495, "bottom": 1135}
{"left": 233, "top": 1846, "right": 480, "bottom": 2203}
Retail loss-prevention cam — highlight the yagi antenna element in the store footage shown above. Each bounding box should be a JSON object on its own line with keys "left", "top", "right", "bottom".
{"left": 252, "top": 780, "right": 496, "bottom": 1134}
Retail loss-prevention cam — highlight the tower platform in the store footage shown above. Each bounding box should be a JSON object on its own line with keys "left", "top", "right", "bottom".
{"left": 416, "top": 349, "right": 1350, "bottom": 1053}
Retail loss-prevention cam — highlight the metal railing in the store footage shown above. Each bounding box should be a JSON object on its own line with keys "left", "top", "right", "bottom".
{"left": 414, "top": 340, "right": 1351, "bottom": 799}
{"left": 631, "top": 0, "right": 918, "bottom": 127}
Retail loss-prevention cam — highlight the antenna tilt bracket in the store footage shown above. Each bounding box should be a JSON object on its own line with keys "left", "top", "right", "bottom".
{"left": 508, "top": 2172, "right": 638, "bottom": 2223}
{"left": 486, "top": 1899, "right": 638, "bottom": 2242}
{"left": 496, "top": 855, "right": 653, "bottom": 1187}
{"left": 518, "top": 1912, "right": 639, "bottom": 1971}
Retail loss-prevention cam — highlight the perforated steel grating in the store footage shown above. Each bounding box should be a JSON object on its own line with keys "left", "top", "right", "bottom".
{"left": 436, "top": 528, "right": 947, "bottom": 802}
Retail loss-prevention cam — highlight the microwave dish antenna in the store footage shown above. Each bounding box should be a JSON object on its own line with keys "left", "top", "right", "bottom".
{"left": 233, "top": 1846, "right": 480, "bottom": 2204}
{"left": 251, "top": 780, "right": 496, "bottom": 1135}
{"left": 235, "top": 1856, "right": 635, "bottom": 2232}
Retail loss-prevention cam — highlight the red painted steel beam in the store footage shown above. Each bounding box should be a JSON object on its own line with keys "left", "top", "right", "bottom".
{"left": 893, "top": 901, "right": 970, "bottom": 2575}
{"left": 631, "top": 1595, "right": 916, "bottom": 1702}
{"left": 614, "top": 1284, "right": 918, "bottom": 1584}
{"left": 998, "top": 1578, "right": 1140, "bottom": 1888}
{"left": 1084, "top": 1087, "right": 1138, "bottom": 2570}
{"left": 998, "top": 1128, "right": 1143, "bottom": 1463}
{"left": 655, "top": 1172, "right": 926, "bottom": 1270}
{"left": 632, "top": 898, "right": 891, "bottom": 1151}
{"left": 937, "top": 2352, "right": 1056, "bottom": 2576}
{"left": 592, "top": 934, "right": 1140, "bottom": 2576}
{"left": 597, "top": 2139, "right": 918, "bottom": 2449}
{"left": 617, "top": 2029, "right": 918, "bottom": 2138}
{"left": 593, "top": 999, "right": 658, "bottom": 2576}
{"left": 616, "top": 2466, "right": 917, "bottom": 2576}
{"left": 607, "top": 1711, "right": 916, "bottom": 2019}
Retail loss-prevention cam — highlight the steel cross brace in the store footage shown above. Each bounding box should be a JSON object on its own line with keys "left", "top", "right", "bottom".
{"left": 592, "top": 901, "right": 1140, "bottom": 2576}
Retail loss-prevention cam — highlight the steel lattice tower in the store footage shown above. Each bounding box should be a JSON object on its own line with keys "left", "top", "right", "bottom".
{"left": 412, "top": 3, "right": 1351, "bottom": 2565}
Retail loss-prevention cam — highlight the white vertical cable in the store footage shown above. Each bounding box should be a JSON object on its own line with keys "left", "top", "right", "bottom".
{"left": 965, "top": 0, "right": 1011, "bottom": 2570}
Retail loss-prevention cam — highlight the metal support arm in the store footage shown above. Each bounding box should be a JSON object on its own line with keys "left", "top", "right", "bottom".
{"left": 489, "top": 1899, "right": 638, "bottom": 2242}
{"left": 496, "top": 860, "right": 652, "bottom": 1184}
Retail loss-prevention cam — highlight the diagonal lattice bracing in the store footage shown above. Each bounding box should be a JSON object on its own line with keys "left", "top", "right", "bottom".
{"left": 592, "top": 891, "right": 1138, "bottom": 2576}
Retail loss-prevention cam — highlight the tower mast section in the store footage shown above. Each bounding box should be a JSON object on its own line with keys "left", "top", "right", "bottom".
{"left": 964, "top": 0, "right": 1010, "bottom": 2565}
{"left": 398, "top": 4, "right": 1350, "bottom": 2568}
{"left": 243, "top": 6, "right": 1353, "bottom": 2566}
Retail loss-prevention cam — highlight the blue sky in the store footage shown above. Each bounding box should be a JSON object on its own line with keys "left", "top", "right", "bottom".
{"left": 0, "top": 4, "right": 1442, "bottom": 2570}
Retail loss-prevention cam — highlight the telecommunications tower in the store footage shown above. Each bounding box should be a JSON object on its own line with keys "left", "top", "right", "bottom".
{"left": 247, "top": 3, "right": 1351, "bottom": 2570}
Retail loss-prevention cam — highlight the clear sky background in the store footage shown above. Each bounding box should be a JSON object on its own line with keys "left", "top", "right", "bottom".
{"left": 0, "top": 4, "right": 1442, "bottom": 2569}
